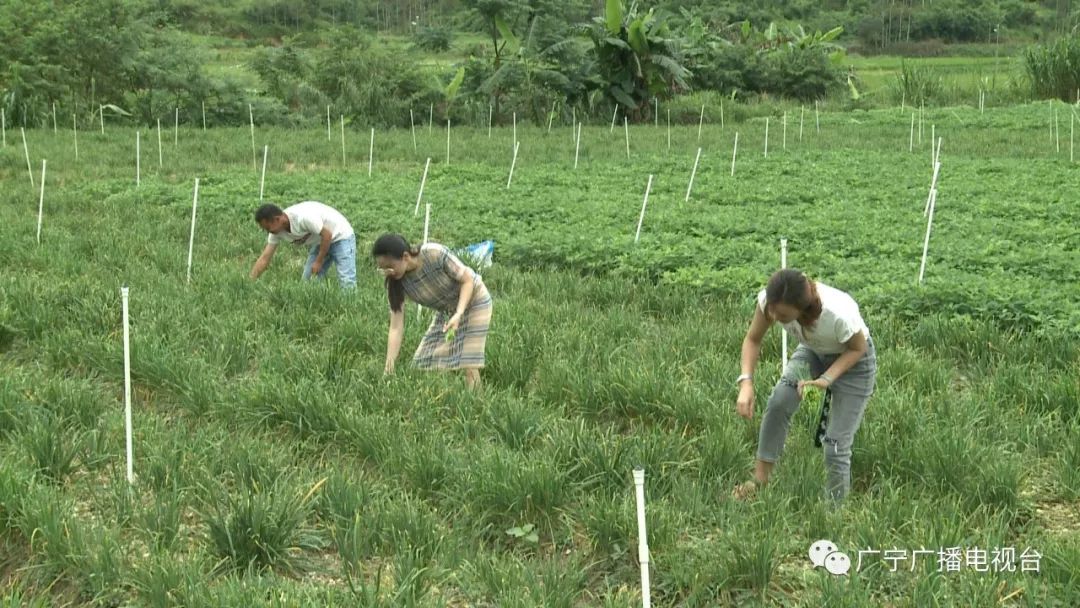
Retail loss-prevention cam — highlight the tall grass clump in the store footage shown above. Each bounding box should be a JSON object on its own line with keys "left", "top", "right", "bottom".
{"left": 1025, "top": 35, "right": 1080, "bottom": 101}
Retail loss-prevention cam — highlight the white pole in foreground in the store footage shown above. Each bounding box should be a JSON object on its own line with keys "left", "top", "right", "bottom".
{"left": 121, "top": 285, "right": 133, "bottom": 485}
{"left": 446, "top": 119, "right": 450, "bottom": 165}
{"left": 249, "top": 104, "right": 256, "bottom": 170}
{"left": 1055, "top": 105, "right": 1060, "bottom": 154}
{"left": 685, "top": 147, "right": 701, "bottom": 202}
{"left": 73, "top": 113, "right": 78, "bottom": 160}
{"left": 634, "top": 174, "right": 654, "bottom": 244}
{"left": 187, "top": 178, "right": 200, "bottom": 284}
{"left": 21, "top": 128, "right": 34, "bottom": 188}
{"left": 340, "top": 115, "right": 346, "bottom": 166}
{"left": 408, "top": 110, "right": 416, "bottom": 153}
{"left": 488, "top": 104, "right": 492, "bottom": 138}
{"left": 721, "top": 99, "right": 725, "bottom": 129}
{"left": 418, "top": 202, "right": 432, "bottom": 316}
{"left": 2, "top": 108, "right": 6, "bottom": 146}
{"left": 1071, "top": 113, "right": 1075, "bottom": 163}
{"left": 202, "top": 101, "right": 207, "bottom": 131}
{"left": 697, "top": 103, "right": 705, "bottom": 141}
{"left": 414, "top": 158, "right": 431, "bottom": 216}
{"left": 815, "top": 100, "right": 820, "bottom": 133}
{"left": 799, "top": 107, "right": 804, "bottom": 142}
{"left": 633, "top": 468, "right": 651, "bottom": 608}
{"left": 156, "top": 119, "right": 163, "bottom": 168}
{"left": 36, "top": 160, "right": 46, "bottom": 245}
{"left": 764, "top": 118, "right": 769, "bottom": 158}
{"left": 624, "top": 116, "right": 630, "bottom": 159}
{"left": 780, "top": 238, "right": 788, "bottom": 362}
{"left": 918, "top": 188, "right": 938, "bottom": 284}
{"left": 924, "top": 160, "right": 941, "bottom": 216}
{"left": 136, "top": 131, "right": 141, "bottom": 187}
{"left": 259, "top": 145, "right": 268, "bottom": 200}
{"left": 731, "top": 132, "right": 739, "bottom": 176}
{"left": 513, "top": 112, "right": 517, "bottom": 149}
{"left": 52, "top": 102, "right": 56, "bottom": 133}
{"left": 174, "top": 108, "right": 178, "bottom": 147}
{"left": 368, "top": 127, "right": 375, "bottom": 177}
{"left": 909, "top": 113, "right": 915, "bottom": 152}
{"left": 327, "top": 106, "right": 332, "bottom": 141}
{"left": 611, "top": 105, "right": 618, "bottom": 132}
{"left": 548, "top": 99, "right": 556, "bottom": 132}
{"left": 574, "top": 122, "right": 582, "bottom": 169}
{"left": 666, "top": 109, "right": 671, "bottom": 152}
{"left": 99, "top": 104, "right": 105, "bottom": 134}
{"left": 506, "top": 141, "right": 520, "bottom": 189}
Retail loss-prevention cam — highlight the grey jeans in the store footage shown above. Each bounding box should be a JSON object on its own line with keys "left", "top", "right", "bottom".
{"left": 757, "top": 338, "right": 877, "bottom": 502}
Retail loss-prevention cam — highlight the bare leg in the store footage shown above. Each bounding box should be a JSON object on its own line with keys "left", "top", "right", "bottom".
{"left": 465, "top": 368, "right": 481, "bottom": 390}
{"left": 733, "top": 459, "right": 775, "bottom": 500}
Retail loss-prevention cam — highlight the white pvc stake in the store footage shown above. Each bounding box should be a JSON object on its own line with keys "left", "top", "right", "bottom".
{"left": 417, "top": 202, "right": 432, "bottom": 316}
{"left": 136, "top": 131, "right": 141, "bottom": 187}
{"left": 799, "top": 107, "right": 804, "bottom": 142}
{"left": 685, "top": 147, "right": 701, "bottom": 202}
{"left": 721, "top": 99, "right": 725, "bottom": 129}
{"left": 36, "top": 160, "right": 46, "bottom": 244}
{"left": 574, "top": 122, "right": 582, "bottom": 169}
{"left": 924, "top": 161, "right": 941, "bottom": 216}
{"left": 411, "top": 109, "right": 417, "bottom": 152}
{"left": 122, "top": 286, "right": 133, "bottom": 485}
{"left": 1055, "top": 105, "right": 1060, "bottom": 154}
{"left": 513, "top": 112, "right": 517, "bottom": 149}
{"left": 782, "top": 112, "right": 787, "bottom": 150}
{"left": 99, "top": 104, "right": 105, "bottom": 134}
{"left": 666, "top": 109, "right": 671, "bottom": 152}
{"left": 780, "top": 238, "right": 788, "bottom": 362}
{"left": 327, "top": 106, "right": 332, "bottom": 141}
{"left": 446, "top": 119, "right": 450, "bottom": 165}
{"left": 1071, "top": 113, "right": 1075, "bottom": 163}
{"left": 571, "top": 107, "right": 576, "bottom": 144}
{"left": 654, "top": 97, "right": 658, "bottom": 127}
{"left": 918, "top": 188, "right": 938, "bottom": 284}
{"left": 901, "top": 90, "right": 906, "bottom": 112}
{"left": 764, "top": 118, "right": 769, "bottom": 158}
{"left": 918, "top": 103, "right": 923, "bottom": 144}
{"left": 1049, "top": 100, "right": 1054, "bottom": 146}
{"left": 21, "top": 128, "right": 34, "bottom": 187}
{"left": 259, "top": 145, "right": 268, "bottom": 200}
{"left": 548, "top": 100, "right": 556, "bottom": 132}
{"left": 187, "top": 178, "right": 200, "bottom": 284}
{"left": 611, "top": 105, "right": 618, "bottom": 132}
{"left": 202, "top": 101, "right": 206, "bottom": 131}
{"left": 909, "top": 113, "right": 915, "bottom": 152}
{"left": 697, "top": 103, "right": 705, "bottom": 141}
{"left": 414, "top": 157, "right": 431, "bottom": 216}
{"left": 249, "top": 104, "right": 256, "bottom": 170}
{"left": 506, "top": 141, "right": 520, "bottom": 189}
{"left": 730, "top": 132, "right": 739, "bottom": 176}
{"left": 72, "top": 113, "right": 78, "bottom": 160}
{"left": 340, "top": 115, "right": 346, "bottom": 166}
{"left": 488, "top": 104, "right": 492, "bottom": 138}
{"left": 368, "top": 127, "right": 375, "bottom": 177}
{"left": 429, "top": 103, "right": 433, "bottom": 134}
{"left": 156, "top": 119, "right": 163, "bottom": 168}
{"left": 52, "top": 102, "right": 56, "bottom": 133}
{"left": 934, "top": 137, "right": 942, "bottom": 169}
{"left": 174, "top": 108, "right": 178, "bottom": 147}
{"left": 2, "top": 108, "right": 5, "bottom": 146}
{"left": 931, "top": 124, "right": 935, "bottom": 164}
{"left": 624, "top": 116, "right": 630, "bottom": 159}
{"left": 634, "top": 174, "right": 654, "bottom": 244}
{"left": 815, "top": 100, "right": 820, "bottom": 133}
{"left": 633, "top": 468, "right": 651, "bottom": 608}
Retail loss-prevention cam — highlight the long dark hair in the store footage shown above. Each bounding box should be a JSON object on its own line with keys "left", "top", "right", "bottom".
{"left": 765, "top": 269, "right": 823, "bottom": 326}
{"left": 372, "top": 233, "right": 420, "bottom": 313}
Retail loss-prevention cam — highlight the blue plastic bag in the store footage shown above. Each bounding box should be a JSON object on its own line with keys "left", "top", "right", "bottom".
{"left": 459, "top": 240, "right": 494, "bottom": 269}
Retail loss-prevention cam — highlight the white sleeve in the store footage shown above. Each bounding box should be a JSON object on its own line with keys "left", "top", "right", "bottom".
{"left": 834, "top": 314, "right": 858, "bottom": 344}
{"left": 756, "top": 289, "right": 768, "bottom": 314}
{"left": 267, "top": 232, "right": 280, "bottom": 245}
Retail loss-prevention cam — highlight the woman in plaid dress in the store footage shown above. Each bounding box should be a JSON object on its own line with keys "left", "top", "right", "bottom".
{"left": 372, "top": 233, "right": 493, "bottom": 389}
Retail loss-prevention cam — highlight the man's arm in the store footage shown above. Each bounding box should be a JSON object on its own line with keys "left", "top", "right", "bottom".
{"left": 250, "top": 243, "right": 278, "bottom": 279}
{"left": 310, "top": 227, "right": 333, "bottom": 275}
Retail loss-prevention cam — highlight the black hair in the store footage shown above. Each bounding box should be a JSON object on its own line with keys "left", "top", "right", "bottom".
{"left": 765, "top": 268, "right": 822, "bottom": 326}
{"left": 372, "top": 233, "right": 421, "bottom": 313}
{"left": 254, "top": 203, "right": 283, "bottom": 223}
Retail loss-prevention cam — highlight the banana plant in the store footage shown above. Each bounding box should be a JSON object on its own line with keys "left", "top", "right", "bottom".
{"left": 586, "top": 0, "right": 690, "bottom": 118}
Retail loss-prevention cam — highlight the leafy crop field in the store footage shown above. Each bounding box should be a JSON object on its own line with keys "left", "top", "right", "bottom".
{"left": 0, "top": 103, "right": 1078, "bottom": 606}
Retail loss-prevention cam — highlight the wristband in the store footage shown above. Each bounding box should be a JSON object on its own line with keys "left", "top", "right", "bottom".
{"left": 736, "top": 373, "right": 753, "bottom": 386}
{"left": 820, "top": 373, "right": 834, "bottom": 386}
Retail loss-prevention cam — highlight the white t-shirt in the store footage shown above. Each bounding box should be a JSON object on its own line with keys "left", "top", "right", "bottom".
{"left": 267, "top": 201, "right": 354, "bottom": 247}
{"left": 757, "top": 282, "right": 870, "bottom": 355}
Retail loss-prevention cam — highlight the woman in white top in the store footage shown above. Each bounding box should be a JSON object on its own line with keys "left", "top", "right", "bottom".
{"left": 733, "top": 269, "right": 877, "bottom": 503}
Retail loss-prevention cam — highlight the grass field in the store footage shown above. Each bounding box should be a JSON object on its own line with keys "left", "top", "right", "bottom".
{"left": 0, "top": 101, "right": 1078, "bottom": 606}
